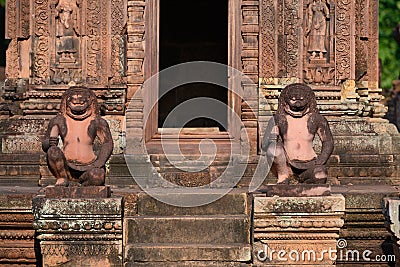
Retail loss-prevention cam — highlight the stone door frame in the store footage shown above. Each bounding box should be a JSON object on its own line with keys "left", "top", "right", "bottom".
{"left": 143, "top": 0, "right": 242, "bottom": 150}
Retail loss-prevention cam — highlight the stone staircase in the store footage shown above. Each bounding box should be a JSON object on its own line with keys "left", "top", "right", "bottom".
{"left": 150, "top": 154, "right": 237, "bottom": 187}
{"left": 109, "top": 153, "right": 244, "bottom": 188}
{"left": 122, "top": 190, "right": 252, "bottom": 266}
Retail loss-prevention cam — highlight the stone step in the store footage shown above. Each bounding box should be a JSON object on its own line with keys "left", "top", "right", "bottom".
{"left": 151, "top": 154, "right": 233, "bottom": 162}
{"left": 0, "top": 175, "right": 39, "bottom": 186}
{"left": 125, "top": 243, "right": 251, "bottom": 262}
{"left": 125, "top": 216, "right": 250, "bottom": 244}
{"left": 125, "top": 261, "right": 250, "bottom": 267}
{"left": 0, "top": 154, "right": 40, "bottom": 186}
{"left": 119, "top": 190, "right": 249, "bottom": 216}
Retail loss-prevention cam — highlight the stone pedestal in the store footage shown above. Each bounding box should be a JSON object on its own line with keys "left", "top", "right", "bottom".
{"left": 383, "top": 197, "right": 400, "bottom": 265}
{"left": 32, "top": 187, "right": 122, "bottom": 267}
{"left": 253, "top": 193, "right": 345, "bottom": 266}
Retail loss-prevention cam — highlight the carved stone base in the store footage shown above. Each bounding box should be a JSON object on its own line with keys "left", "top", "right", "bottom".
{"left": 258, "top": 184, "right": 331, "bottom": 197}
{"left": 383, "top": 197, "right": 400, "bottom": 265}
{"left": 253, "top": 194, "right": 345, "bottom": 265}
{"left": 45, "top": 185, "right": 111, "bottom": 198}
{"left": 32, "top": 197, "right": 122, "bottom": 267}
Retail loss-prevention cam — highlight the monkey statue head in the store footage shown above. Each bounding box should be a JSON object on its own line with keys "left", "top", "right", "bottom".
{"left": 61, "top": 86, "right": 98, "bottom": 120}
{"left": 277, "top": 83, "right": 318, "bottom": 117}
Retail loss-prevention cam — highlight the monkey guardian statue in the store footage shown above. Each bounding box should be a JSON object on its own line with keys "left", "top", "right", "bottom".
{"left": 42, "top": 87, "right": 113, "bottom": 186}
{"left": 262, "top": 83, "right": 334, "bottom": 184}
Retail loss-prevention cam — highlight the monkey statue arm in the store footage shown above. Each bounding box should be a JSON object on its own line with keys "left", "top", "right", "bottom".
{"left": 261, "top": 115, "right": 279, "bottom": 153}
{"left": 315, "top": 114, "right": 334, "bottom": 166}
{"left": 89, "top": 117, "right": 114, "bottom": 168}
{"left": 42, "top": 115, "right": 65, "bottom": 152}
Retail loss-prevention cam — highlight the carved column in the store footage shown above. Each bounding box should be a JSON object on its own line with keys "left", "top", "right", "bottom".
{"left": 32, "top": 189, "right": 123, "bottom": 266}
{"left": 253, "top": 191, "right": 345, "bottom": 265}
{"left": 241, "top": 0, "right": 259, "bottom": 155}
{"left": 125, "top": 0, "right": 146, "bottom": 152}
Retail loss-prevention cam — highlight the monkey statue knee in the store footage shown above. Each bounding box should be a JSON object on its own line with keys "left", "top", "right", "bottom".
{"left": 262, "top": 83, "right": 334, "bottom": 184}
{"left": 42, "top": 87, "right": 113, "bottom": 186}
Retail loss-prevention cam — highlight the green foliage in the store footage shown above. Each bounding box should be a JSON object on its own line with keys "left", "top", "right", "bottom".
{"left": 0, "top": 0, "right": 4, "bottom": 7}
{"left": 379, "top": 0, "right": 400, "bottom": 91}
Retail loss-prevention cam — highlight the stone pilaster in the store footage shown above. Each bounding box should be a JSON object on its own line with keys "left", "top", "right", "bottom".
{"left": 32, "top": 193, "right": 123, "bottom": 267}
{"left": 253, "top": 194, "right": 345, "bottom": 266}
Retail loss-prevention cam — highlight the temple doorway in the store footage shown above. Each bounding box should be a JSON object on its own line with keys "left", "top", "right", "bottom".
{"left": 158, "top": 0, "right": 228, "bottom": 131}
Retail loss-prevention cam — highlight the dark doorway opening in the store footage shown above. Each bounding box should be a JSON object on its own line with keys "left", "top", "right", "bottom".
{"left": 158, "top": 0, "right": 228, "bottom": 130}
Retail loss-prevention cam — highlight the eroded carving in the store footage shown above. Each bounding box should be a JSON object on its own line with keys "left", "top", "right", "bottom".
{"left": 42, "top": 87, "right": 113, "bottom": 186}
{"left": 262, "top": 83, "right": 334, "bottom": 184}
{"left": 305, "top": 0, "right": 330, "bottom": 61}
{"left": 52, "top": 0, "right": 82, "bottom": 84}
{"left": 33, "top": 0, "right": 50, "bottom": 84}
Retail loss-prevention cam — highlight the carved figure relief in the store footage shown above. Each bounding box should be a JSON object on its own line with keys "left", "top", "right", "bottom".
{"left": 56, "top": 0, "right": 79, "bottom": 62}
{"left": 262, "top": 83, "right": 334, "bottom": 184}
{"left": 42, "top": 87, "right": 113, "bottom": 186}
{"left": 302, "top": 0, "right": 336, "bottom": 85}
{"left": 305, "top": 0, "right": 330, "bottom": 61}
{"left": 52, "top": 0, "right": 82, "bottom": 84}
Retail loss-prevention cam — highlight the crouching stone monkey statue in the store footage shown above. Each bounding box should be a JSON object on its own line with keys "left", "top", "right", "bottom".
{"left": 42, "top": 87, "right": 113, "bottom": 186}
{"left": 262, "top": 83, "right": 333, "bottom": 184}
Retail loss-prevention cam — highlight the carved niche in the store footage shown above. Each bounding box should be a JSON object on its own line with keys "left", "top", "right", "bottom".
{"left": 303, "top": 0, "right": 335, "bottom": 85}
{"left": 52, "top": 0, "right": 82, "bottom": 84}
{"left": 259, "top": 0, "right": 356, "bottom": 86}
{"left": 46, "top": 0, "right": 127, "bottom": 86}
{"left": 3, "top": 0, "right": 127, "bottom": 116}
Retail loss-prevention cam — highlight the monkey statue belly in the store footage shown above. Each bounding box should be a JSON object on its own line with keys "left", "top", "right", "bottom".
{"left": 262, "top": 83, "right": 334, "bottom": 184}
{"left": 42, "top": 87, "right": 113, "bottom": 186}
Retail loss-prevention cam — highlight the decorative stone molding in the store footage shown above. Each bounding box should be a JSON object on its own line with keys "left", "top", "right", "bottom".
{"left": 33, "top": 196, "right": 123, "bottom": 266}
{"left": 253, "top": 194, "right": 345, "bottom": 265}
{"left": 259, "top": 0, "right": 384, "bottom": 120}
{"left": 3, "top": 0, "right": 128, "bottom": 117}
{"left": 0, "top": 188, "right": 38, "bottom": 265}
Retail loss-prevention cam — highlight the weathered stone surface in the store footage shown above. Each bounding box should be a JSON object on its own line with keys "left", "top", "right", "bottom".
{"left": 253, "top": 194, "right": 345, "bottom": 266}
{"left": 0, "top": 154, "right": 40, "bottom": 186}
{"left": 33, "top": 197, "right": 123, "bottom": 267}
{"left": 125, "top": 244, "right": 251, "bottom": 262}
{"left": 254, "top": 194, "right": 344, "bottom": 214}
{"left": 0, "top": 0, "right": 396, "bottom": 266}
{"left": 0, "top": 187, "right": 39, "bottom": 265}
{"left": 118, "top": 189, "right": 249, "bottom": 216}
{"left": 125, "top": 262, "right": 250, "bottom": 267}
{"left": 45, "top": 185, "right": 111, "bottom": 198}
{"left": 126, "top": 216, "right": 250, "bottom": 244}
{"left": 333, "top": 185, "right": 398, "bottom": 266}
{"left": 123, "top": 190, "right": 251, "bottom": 265}
{"left": 258, "top": 184, "right": 331, "bottom": 197}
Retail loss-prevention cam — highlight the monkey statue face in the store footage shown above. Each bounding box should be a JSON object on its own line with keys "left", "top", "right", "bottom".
{"left": 278, "top": 83, "right": 318, "bottom": 117}
{"left": 61, "top": 87, "right": 98, "bottom": 120}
